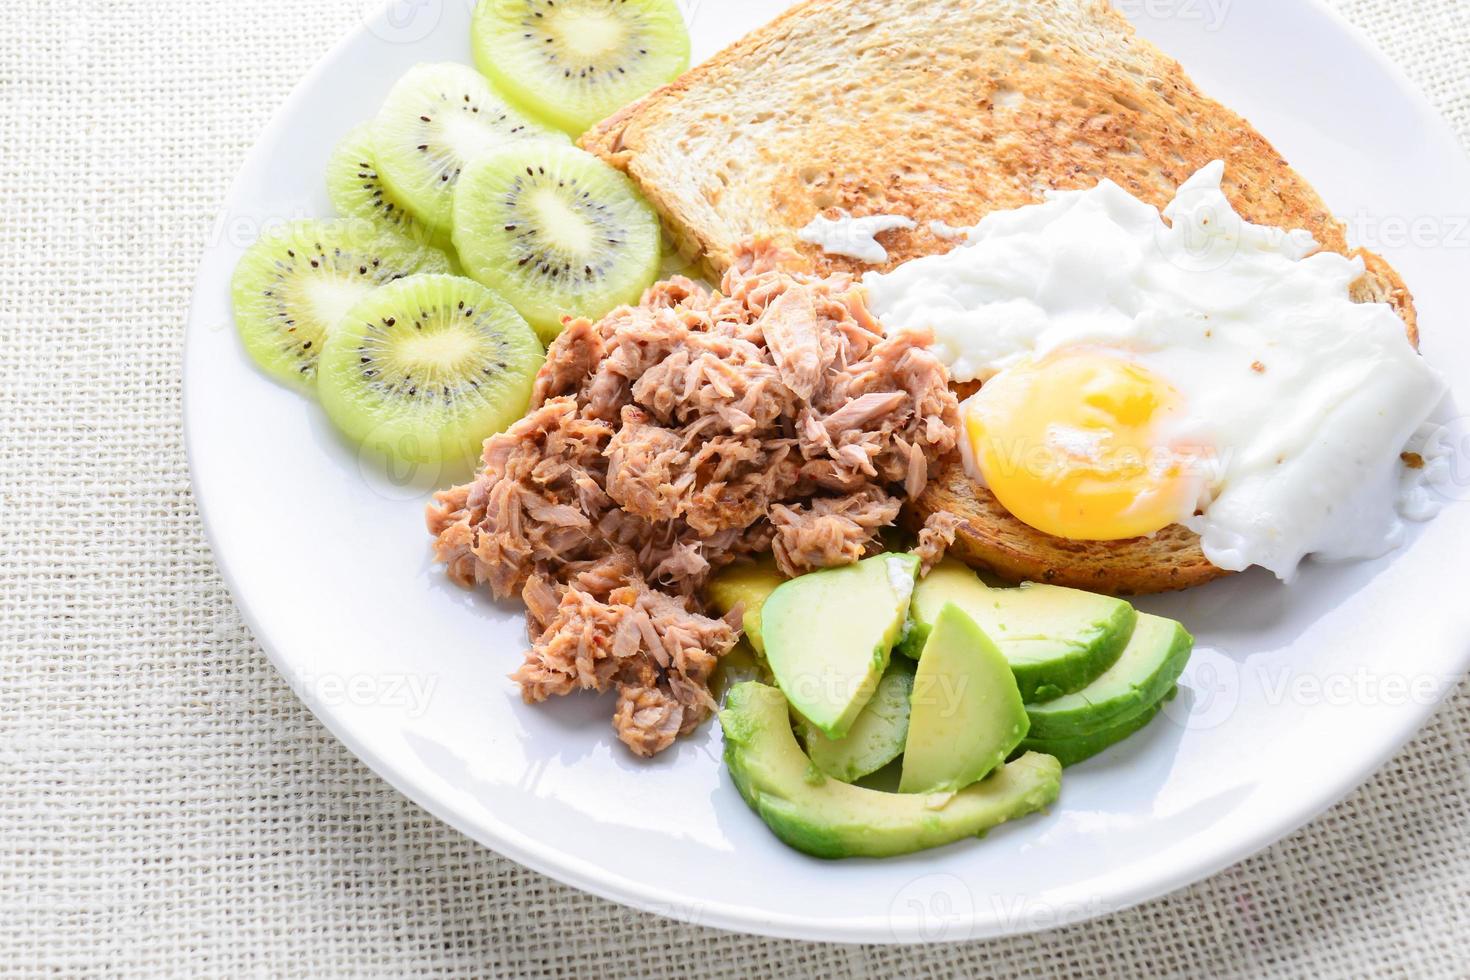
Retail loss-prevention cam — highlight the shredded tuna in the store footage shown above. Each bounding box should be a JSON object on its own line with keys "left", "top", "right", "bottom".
{"left": 760, "top": 285, "right": 830, "bottom": 400}
{"left": 769, "top": 490, "right": 904, "bottom": 577}
{"left": 428, "top": 238, "right": 960, "bottom": 755}
{"left": 915, "top": 510, "right": 965, "bottom": 576}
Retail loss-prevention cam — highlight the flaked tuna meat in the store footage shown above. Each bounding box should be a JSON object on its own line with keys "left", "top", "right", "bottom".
{"left": 821, "top": 391, "right": 908, "bottom": 436}
{"left": 915, "top": 510, "right": 965, "bottom": 576}
{"left": 522, "top": 572, "right": 563, "bottom": 641}
{"left": 613, "top": 685, "right": 686, "bottom": 758}
{"left": 511, "top": 584, "right": 629, "bottom": 703}
{"left": 759, "top": 285, "right": 829, "bottom": 400}
{"left": 769, "top": 490, "right": 904, "bottom": 577}
{"left": 428, "top": 238, "right": 960, "bottom": 755}
{"left": 511, "top": 571, "right": 736, "bottom": 757}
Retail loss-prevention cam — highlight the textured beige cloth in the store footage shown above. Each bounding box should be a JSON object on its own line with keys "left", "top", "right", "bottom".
{"left": 2, "top": 0, "right": 1468, "bottom": 975}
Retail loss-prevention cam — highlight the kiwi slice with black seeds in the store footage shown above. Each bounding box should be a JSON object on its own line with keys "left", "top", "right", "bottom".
{"left": 317, "top": 274, "right": 545, "bottom": 464}
{"left": 453, "top": 141, "right": 661, "bottom": 341}
{"left": 370, "top": 62, "right": 566, "bottom": 237}
{"left": 326, "top": 123, "right": 452, "bottom": 254}
{"left": 231, "top": 219, "right": 450, "bottom": 390}
{"left": 472, "top": 0, "right": 690, "bottom": 135}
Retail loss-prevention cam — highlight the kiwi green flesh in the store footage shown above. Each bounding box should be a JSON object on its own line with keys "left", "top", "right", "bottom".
{"left": 473, "top": 0, "right": 690, "bottom": 135}
{"left": 317, "top": 273, "right": 544, "bottom": 464}
{"left": 230, "top": 220, "right": 450, "bottom": 391}
{"left": 453, "top": 143, "right": 661, "bottom": 342}
{"left": 369, "top": 63, "right": 566, "bottom": 237}
{"left": 326, "top": 124, "right": 453, "bottom": 254}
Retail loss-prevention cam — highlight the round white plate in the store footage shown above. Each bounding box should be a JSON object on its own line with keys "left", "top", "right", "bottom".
{"left": 185, "top": 0, "right": 1470, "bottom": 943}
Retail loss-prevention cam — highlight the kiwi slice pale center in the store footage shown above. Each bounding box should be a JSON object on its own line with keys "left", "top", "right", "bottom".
{"left": 394, "top": 329, "right": 484, "bottom": 383}
{"left": 355, "top": 304, "right": 517, "bottom": 401}
{"left": 438, "top": 108, "right": 501, "bottom": 165}
{"left": 498, "top": 164, "right": 627, "bottom": 286}
{"left": 551, "top": 8, "right": 630, "bottom": 61}
{"left": 530, "top": 187, "right": 597, "bottom": 254}
{"left": 301, "top": 276, "right": 376, "bottom": 339}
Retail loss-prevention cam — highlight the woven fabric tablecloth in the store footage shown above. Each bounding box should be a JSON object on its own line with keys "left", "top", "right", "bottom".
{"left": 2, "top": 0, "right": 1468, "bottom": 975}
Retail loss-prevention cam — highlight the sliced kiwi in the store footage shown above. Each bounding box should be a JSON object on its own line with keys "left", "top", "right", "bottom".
{"left": 472, "top": 0, "right": 690, "bottom": 135}
{"left": 231, "top": 220, "right": 451, "bottom": 390}
{"left": 317, "top": 274, "right": 545, "bottom": 464}
{"left": 326, "top": 123, "right": 453, "bottom": 254}
{"left": 370, "top": 62, "right": 567, "bottom": 237}
{"left": 453, "top": 141, "right": 662, "bottom": 341}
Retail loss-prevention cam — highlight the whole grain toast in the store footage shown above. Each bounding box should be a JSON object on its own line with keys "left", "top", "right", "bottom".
{"left": 581, "top": 0, "right": 1419, "bottom": 594}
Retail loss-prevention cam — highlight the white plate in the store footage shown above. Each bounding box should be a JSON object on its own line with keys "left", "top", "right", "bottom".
{"left": 185, "top": 0, "right": 1470, "bottom": 943}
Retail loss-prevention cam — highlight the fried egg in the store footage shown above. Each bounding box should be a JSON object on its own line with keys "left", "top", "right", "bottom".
{"left": 866, "top": 162, "right": 1450, "bottom": 580}
{"left": 963, "top": 347, "right": 1210, "bottom": 542}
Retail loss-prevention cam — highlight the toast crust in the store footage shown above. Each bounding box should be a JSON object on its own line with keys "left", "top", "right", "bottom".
{"left": 583, "top": 0, "right": 1421, "bottom": 593}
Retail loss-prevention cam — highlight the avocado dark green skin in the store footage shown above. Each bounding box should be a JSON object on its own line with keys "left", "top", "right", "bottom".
{"left": 1019, "top": 696, "right": 1169, "bottom": 767}
{"left": 904, "top": 604, "right": 1135, "bottom": 704}
{"left": 721, "top": 683, "right": 1062, "bottom": 860}
{"left": 1011, "top": 599, "right": 1135, "bottom": 703}
{"left": 1024, "top": 618, "right": 1193, "bottom": 740}
{"left": 898, "top": 564, "right": 1138, "bottom": 705}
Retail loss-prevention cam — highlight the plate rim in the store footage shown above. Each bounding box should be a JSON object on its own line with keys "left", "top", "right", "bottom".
{"left": 183, "top": 0, "right": 1470, "bottom": 944}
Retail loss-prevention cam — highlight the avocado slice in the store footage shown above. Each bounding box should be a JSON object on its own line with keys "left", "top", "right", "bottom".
{"left": 900, "top": 560, "right": 1136, "bottom": 703}
{"left": 721, "top": 682, "right": 1062, "bottom": 859}
{"left": 707, "top": 557, "right": 784, "bottom": 656}
{"left": 801, "top": 658, "right": 915, "bottom": 783}
{"left": 1025, "top": 614, "right": 1193, "bottom": 740}
{"left": 760, "top": 553, "right": 920, "bottom": 739}
{"left": 899, "top": 603, "right": 1030, "bottom": 795}
{"left": 1019, "top": 694, "right": 1170, "bottom": 767}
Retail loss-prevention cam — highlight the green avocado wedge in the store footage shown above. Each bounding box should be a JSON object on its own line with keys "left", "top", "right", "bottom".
{"left": 1024, "top": 615, "right": 1193, "bottom": 740}
{"left": 802, "top": 659, "right": 915, "bottom": 783}
{"left": 760, "top": 553, "right": 920, "bottom": 740}
{"left": 1019, "top": 694, "right": 1171, "bottom": 767}
{"left": 706, "top": 558, "right": 784, "bottom": 657}
{"left": 720, "top": 683, "right": 1062, "bottom": 860}
{"left": 899, "top": 561, "right": 1136, "bottom": 704}
{"left": 899, "top": 604, "right": 1029, "bottom": 795}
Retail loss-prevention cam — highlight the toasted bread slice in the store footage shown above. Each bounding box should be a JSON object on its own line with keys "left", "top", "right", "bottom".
{"left": 582, "top": 0, "right": 1419, "bottom": 593}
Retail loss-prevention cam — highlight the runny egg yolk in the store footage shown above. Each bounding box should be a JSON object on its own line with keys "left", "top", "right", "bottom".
{"left": 966, "top": 349, "right": 1204, "bottom": 541}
